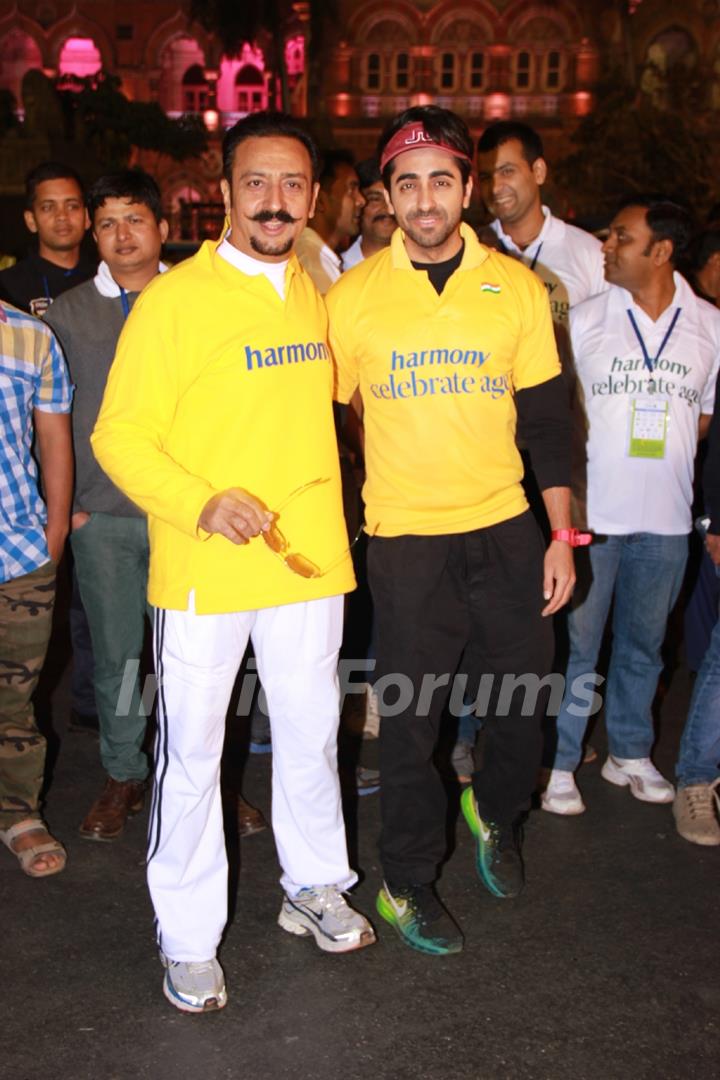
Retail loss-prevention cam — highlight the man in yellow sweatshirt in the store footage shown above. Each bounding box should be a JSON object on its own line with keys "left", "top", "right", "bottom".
{"left": 92, "top": 112, "right": 375, "bottom": 1014}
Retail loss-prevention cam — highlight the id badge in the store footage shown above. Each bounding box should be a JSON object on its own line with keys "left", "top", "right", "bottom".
{"left": 628, "top": 397, "right": 669, "bottom": 459}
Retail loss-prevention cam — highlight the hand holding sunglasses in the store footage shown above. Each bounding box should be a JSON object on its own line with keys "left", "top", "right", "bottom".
{"left": 198, "top": 487, "right": 273, "bottom": 545}
{"left": 262, "top": 478, "right": 361, "bottom": 579}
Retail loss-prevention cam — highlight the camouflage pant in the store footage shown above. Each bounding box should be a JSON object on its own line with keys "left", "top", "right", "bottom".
{"left": 0, "top": 561, "right": 56, "bottom": 828}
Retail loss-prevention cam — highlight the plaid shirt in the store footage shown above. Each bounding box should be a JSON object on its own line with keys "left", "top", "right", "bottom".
{"left": 0, "top": 301, "right": 72, "bottom": 582}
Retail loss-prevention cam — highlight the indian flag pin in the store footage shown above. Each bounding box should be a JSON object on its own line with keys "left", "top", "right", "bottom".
{"left": 481, "top": 283, "right": 501, "bottom": 294}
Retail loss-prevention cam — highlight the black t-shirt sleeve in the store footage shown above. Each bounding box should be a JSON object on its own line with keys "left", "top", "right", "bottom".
{"left": 515, "top": 374, "right": 571, "bottom": 491}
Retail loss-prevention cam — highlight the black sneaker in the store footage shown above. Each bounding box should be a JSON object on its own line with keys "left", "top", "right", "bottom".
{"left": 376, "top": 881, "right": 464, "bottom": 955}
{"left": 461, "top": 787, "right": 524, "bottom": 898}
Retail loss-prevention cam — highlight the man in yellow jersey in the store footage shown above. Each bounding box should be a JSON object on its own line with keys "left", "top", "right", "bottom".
{"left": 92, "top": 112, "right": 375, "bottom": 1014}
{"left": 327, "top": 105, "right": 577, "bottom": 955}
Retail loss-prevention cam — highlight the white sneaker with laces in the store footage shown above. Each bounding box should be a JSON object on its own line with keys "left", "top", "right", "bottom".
{"left": 160, "top": 953, "right": 227, "bottom": 1013}
{"left": 278, "top": 885, "right": 376, "bottom": 953}
{"left": 673, "top": 781, "right": 720, "bottom": 846}
{"left": 601, "top": 755, "right": 674, "bottom": 803}
{"left": 541, "top": 769, "right": 586, "bottom": 815}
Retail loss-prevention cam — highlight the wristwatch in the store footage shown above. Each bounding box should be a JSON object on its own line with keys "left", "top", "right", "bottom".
{"left": 551, "top": 528, "right": 592, "bottom": 547}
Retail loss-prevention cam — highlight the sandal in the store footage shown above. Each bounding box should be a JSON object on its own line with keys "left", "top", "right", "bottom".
{"left": 0, "top": 817, "right": 67, "bottom": 878}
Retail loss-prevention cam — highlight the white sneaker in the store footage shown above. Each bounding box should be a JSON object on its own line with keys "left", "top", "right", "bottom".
{"left": 601, "top": 755, "right": 674, "bottom": 803}
{"left": 278, "top": 885, "right": 376, "bottom": 953}
{"left": 541, "top": 769, "right": 586, "bottom": 815}
{"left": 160, "top": 953, "right": 227, "bottom": 1013}
{"left": 673, "top": 781, "right": 720, "bottom": 846}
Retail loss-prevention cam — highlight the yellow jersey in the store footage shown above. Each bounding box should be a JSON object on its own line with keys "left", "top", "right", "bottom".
{"left": 327, "top": 223, "right": 560, "bottom": 537}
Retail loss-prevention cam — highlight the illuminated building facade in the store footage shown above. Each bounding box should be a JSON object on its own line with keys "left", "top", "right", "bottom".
{"left": 0, "top": 1, "right": 717, "bottom": 231}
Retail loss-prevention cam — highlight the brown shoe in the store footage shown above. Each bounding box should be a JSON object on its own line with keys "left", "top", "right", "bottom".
{"left": 79, "top": 777, "right": 146, "bottom": 841}
{"left": 237, "top": 795, "right": 267, "bottom": 838}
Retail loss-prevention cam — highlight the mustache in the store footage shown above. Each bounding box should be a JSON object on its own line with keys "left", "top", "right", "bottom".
{"left": 372, "top": 213, "right": 394, "bottom": 223}
{"left": 251, "top": 210, "right": 299, "bottom": 224}
{"left": 407, "top": 210, "right": 444, "bottom": 222}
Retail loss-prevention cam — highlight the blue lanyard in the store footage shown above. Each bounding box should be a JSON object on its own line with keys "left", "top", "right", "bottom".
{"left": 41, "top": 265, "right": 80, "bottom": 301}
{"left": 120, "top": 287, "right": 130, "bottom": 319}
{"left": 528, "top": 242, "right": 543, "bottom": 273}
{"left": 626, "top": 306, "right": 681, "bottom": 375}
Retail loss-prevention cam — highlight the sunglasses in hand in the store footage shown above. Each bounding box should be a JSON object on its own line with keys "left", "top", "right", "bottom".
{"left": 262, "top": 477, "right": 362, "bottom": 579}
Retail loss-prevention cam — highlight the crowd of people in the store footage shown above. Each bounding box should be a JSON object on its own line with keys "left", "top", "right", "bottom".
{"left": 1, "top": 105, "right": 719, "bottom": 1015}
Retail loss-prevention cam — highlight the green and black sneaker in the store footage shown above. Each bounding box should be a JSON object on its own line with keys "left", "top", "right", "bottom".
{"left": 376, "top": 881, "right": 464, "bottom": 956}
{"left": 460, "top": 786, "right": 524, "bottom": 899}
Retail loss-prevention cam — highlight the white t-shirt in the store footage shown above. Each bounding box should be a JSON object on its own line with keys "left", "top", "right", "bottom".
{"left": 570, "top": 273, "right": 720, "bottom": 535}
{"left": 294, "top": 227, "right": 341, "bottom": 295}
{"left": 341, "top": 235, "right": 364, "bottom": 272}
{"left": 491, "top": 206, "right": 606, "bottom": 325}
{"left": 217, "top": 235, "right": 288, "bottom": 299}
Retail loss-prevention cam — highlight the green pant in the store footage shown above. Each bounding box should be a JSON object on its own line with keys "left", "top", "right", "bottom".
{"left": 70, "top": 513, "right": 150, "bottom": 782}
{"left": 0, "top": 561, "right": 56, "bottom": 829}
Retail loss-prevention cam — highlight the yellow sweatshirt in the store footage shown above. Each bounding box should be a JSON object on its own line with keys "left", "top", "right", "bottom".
{"left": 92, "top": 240, "right": 355, "bottom": 613}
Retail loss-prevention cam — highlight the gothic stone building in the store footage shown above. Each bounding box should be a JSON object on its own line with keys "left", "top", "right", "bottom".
{"left": 0, "top": 0, "right": 717, "bottom": 234}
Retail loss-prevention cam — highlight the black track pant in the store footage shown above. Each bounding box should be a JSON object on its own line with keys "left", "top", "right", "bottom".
{"left": 368, "top": 510, "right": 554, "bottom": 886}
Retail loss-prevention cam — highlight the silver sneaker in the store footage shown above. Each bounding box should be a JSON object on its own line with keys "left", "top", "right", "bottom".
{"left": 160, "top": 953, "right": 227, "bottom": 1013}
{"left": 278, "top": 886, "right": 376, "bottom": 953}
{"left": 601, "top": 755, "right": 675, "bottom": 803}
{"left": 541, "top": 769, "right": 586, "bottom": 815}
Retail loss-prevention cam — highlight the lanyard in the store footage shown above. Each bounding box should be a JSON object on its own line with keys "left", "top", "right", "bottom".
{"left": 41, "top": 265, "right": 80, "bottom": 301}
{"left": 120, "top": 287, "right": 130, "bottom": 319}
{"left": 528, "top": 241, "right": 543, "bottom": 273}
{"left": 626, "top": 306, "right": 681, "bottom": 375}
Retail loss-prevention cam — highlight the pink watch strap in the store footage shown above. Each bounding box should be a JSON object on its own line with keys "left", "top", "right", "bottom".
{"left": 551, "top": 528, "right": 592, "bottom": 547}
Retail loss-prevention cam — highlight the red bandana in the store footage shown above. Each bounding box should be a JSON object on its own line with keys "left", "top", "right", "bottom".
{"left": 379, "top": 122, "right": 472, "bottom": 172}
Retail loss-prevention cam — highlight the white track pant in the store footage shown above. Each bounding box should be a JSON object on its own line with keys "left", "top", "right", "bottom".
{"left": 147, "top": 593, "right": 355, "bottom": 962}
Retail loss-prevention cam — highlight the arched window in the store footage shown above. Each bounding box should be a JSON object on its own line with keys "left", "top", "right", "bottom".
{"left": 543, "top": 50, "right": 563, "bottom": 91}
{"left": 645, "top": 27, "right": 698, "bottom": 70}
{"left": 439, "top": 52, "right": 456, "bottom": 91}
{"left": 467, "top": 51, "right": 485, "bottom": 91}
{"left": 285, "top": 36, "right": 305, "bottom": 77}
{"left": 394, "top": 52, "right": 410, "bottom": 91}
{"left": 159, "top": 36, "right": 206, "bottom": 114}
{"left": 514, "top": 51, "right": 533, "bottom": 90}
{"left": 284, "top": 35, "right": 304, "bottom": 96}
{"left": 365, "top": 52, "right": 382, "bottom": 91}
{"left": 641, "top": 27, "right": 697, "bottom": 105}
{"left": 182, "top": 64, "right": 208, "bottom": 112}
{"left": 235, "top": 64, "right": 267, "bottom": 113}
{"left": 0, "top": 30, "right": 43, "bottom": 106}
{"left": 58, "top": 36, "right": 102, "bottom": 79}
{"left": 216, "top": 47, "right": 266, "bottom": 112}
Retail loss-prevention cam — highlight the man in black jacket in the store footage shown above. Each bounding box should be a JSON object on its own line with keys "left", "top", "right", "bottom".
{"left": 0, "top": 161, "right": 95, "bottom": 316}
{"left": 0, "top": 162, "right": 97, "bottom": 733}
